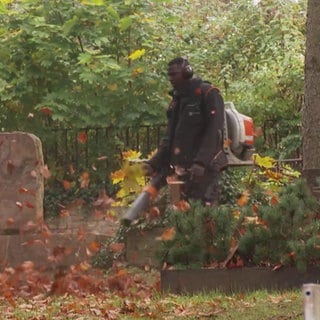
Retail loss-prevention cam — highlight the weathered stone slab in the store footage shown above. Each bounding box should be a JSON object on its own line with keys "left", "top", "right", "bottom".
{"left": 0, "top": 132, "right": 44, "bottom": 231}
{"left": 161, "top": 267, "right": 320, "bottom": 294}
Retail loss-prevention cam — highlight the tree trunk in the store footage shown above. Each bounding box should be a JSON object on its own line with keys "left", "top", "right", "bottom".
{"left": 303, "top": 0, "right": 320, "bottom": 197}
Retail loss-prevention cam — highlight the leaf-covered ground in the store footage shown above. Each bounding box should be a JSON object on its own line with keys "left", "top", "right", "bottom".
{"left": 0, "top": 264, "right": 303, "bottom": 319}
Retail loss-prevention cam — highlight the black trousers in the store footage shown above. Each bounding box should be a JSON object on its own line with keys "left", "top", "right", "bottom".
{"left": 181, "top": 168, "right": 221, "bottom": 205}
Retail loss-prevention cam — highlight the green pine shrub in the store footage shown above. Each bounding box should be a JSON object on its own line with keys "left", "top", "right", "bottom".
{"left": 158, "top": 201, "right": 238, "bottom": 268}
{"left": 158, "top": 178, "right": 320, "bottom": 271}
{"left": 238, "top": 179, "right": 320, "bottom": 271}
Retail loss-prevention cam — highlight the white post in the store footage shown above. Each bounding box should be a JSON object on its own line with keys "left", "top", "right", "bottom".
{"left": 303, "top": 283, "right": 320, "bottom": 320}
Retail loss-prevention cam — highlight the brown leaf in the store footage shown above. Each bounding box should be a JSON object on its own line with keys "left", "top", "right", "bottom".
{"left": 18, "top": 187, "right": 28, "bottom": 193}
{"left": 93, "top": 189, "right": 113, "bottom": 209}
{"left": 109, "top": 242, "right": 125, "bottom": 253}
{"left": 24, "top": 201, "right": 34, "bottom": 209}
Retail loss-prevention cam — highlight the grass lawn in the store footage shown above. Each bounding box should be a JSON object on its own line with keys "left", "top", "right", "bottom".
{"left": 0, "top": 265, "right": 304, "bottom": 319}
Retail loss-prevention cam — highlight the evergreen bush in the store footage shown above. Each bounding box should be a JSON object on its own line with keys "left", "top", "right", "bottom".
{"left": 159, "top": 179, "right": 320, "bottom": 271}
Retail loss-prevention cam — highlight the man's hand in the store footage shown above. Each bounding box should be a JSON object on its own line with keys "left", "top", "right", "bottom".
{"left": 189, "top": 163, "right": 205, "bottom": 181}
{"left": 142, "top": 162, "right": 154, "bottom": 176}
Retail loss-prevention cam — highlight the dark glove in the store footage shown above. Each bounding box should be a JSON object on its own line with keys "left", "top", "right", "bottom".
{"left": 142, "top": 162, "right": 154, "bottom": 176}
{"left": 189, "top": 163, "right": 205, "bottom": 181}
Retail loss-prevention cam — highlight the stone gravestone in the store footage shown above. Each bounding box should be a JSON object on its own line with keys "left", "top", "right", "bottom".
{"left": 0, "top": 132, "right": 44, "bottom": 231}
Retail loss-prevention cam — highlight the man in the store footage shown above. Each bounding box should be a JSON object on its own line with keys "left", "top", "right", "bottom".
{"left": 144, "top": 57, "right": 227, "bottom": 205}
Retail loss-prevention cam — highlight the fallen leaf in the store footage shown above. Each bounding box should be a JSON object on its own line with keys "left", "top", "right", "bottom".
{"left": 157, "top": 227, "right": 176, "bottom": 241}
{"left": 89, "top": 241, "right": 100, "bottom": 253}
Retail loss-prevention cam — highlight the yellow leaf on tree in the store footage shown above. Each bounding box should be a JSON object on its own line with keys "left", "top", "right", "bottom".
{"left": 128, "top": 49, "right": 146, "bottom": 60}
{"left": 110, "top": 169, "right": 125, "bottom": 184}
{"left": 81, "top": 0, "right": 104, "bottom": 5}
{"left": 122, "top": 150, "right": 142, "bottom": 160}
{"left": 253, "top": 153, "right": 275, "bottom": 169}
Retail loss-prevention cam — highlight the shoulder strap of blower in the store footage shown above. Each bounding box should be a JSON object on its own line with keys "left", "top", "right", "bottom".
{"left": 198, "top": 80, "right": 220, "bottom": 121}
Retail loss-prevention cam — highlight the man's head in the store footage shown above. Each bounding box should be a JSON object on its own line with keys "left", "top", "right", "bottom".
{"left": 167, "top": 57, "right": 193, "bottom": 89}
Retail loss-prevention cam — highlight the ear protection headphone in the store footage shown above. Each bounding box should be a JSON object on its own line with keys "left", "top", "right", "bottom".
{"left": 181, "top": 58, "right": 194, "bottom": 79}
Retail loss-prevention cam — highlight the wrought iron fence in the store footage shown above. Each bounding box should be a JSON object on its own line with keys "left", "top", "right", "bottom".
{"left": 41, "top": 125, "right": 166, "bottom": 175}
{"left": 39, "top": 122, "right": 302, "bottom": 176}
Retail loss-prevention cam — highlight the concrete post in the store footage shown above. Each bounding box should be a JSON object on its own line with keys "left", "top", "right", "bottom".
{"left": 303, "top": 283, "right": 320, "bottom": 320}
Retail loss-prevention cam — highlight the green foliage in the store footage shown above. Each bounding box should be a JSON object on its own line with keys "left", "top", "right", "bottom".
{"left": 238, "top": 179, "right": 320, "bottom": 271}
{"left": 0, "top": 0, "right": 168, "bottom": 130}
{"left": 159, "top": 178, "right": 320, "bottom": 271}
{"left": 158, "top": 202, "right": 238, "bottom": 268}
{"left": 0, "top": 0, "right": 307, "bottom": 145}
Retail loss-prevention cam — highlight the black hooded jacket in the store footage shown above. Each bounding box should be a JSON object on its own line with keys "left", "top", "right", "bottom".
{"left": 149, "top": 78, "right": 227, "bottom": 172}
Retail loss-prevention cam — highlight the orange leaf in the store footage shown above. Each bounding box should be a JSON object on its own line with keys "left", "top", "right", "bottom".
{"left": 270, "top": 195, "right": 279, "bottom": 206}
{"left": 24, "top": 201, "right": 34, "bottom": 208}
{"left": 77, "top": 131, "right": 87, "bottom": 144}
{"left": 158, "top": 227, "right": 176, "bottom": 241}
{"left": 237, "top": 192, "right": 249, "bottom": 207}
{"left": 223, "top": 138, "right": 232, "bottom": 148}
{"left": 172, "top": 200, "right": 190, "bottom": 212}
{"left": 62, "top": 180, "right": 71, "bottom": 190}
{"left": 18, "top": 187, "right": 28, "bottom": 193}
{"left": 89, "top": 241, "right": 100, "bottom": 253}
{"left": 252, "top": 203, "right": 259, "bottom": 214}
{"left": 6, "top": 218, "right": 15, "bottom": 226}
{"left": 59, "top": 209, "right": 70, "bottom": 217}
{"left": 40, "top": 107, "right": 53, "bottom": 115}
{"left": 115, "top": 269, "right": 128, "bottom": 277}
{"left": 148, "top": 206, "right": 161, "bottom": 219}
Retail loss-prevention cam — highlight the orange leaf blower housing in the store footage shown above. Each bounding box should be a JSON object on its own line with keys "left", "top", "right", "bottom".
{"left": 224, "top": 102, "right": 255, "bottom": 165}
